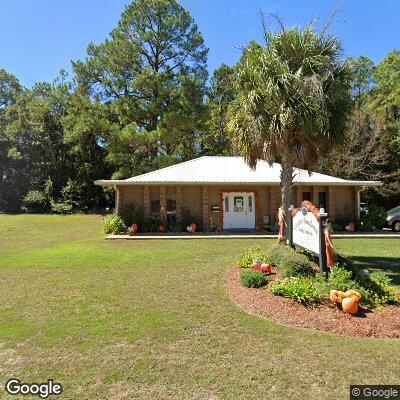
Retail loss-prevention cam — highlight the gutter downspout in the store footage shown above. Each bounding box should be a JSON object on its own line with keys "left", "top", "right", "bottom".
{"left": 356, "top": 185, "right": 366, "bottom": 219}
{"left": 114, "top": 184, "right": 120, "bottom": 216}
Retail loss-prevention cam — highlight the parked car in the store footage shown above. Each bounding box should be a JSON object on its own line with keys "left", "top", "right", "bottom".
{"left": 386, "top": 206, "right": 400, "bottom": 232}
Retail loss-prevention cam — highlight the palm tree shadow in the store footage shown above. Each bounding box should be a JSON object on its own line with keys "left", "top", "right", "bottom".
{"left": 348, "top": 256, "right": 400, "bottom": 286}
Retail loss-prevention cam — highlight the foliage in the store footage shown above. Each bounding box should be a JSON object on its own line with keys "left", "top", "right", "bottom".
{"left": 181, "top": 207, "right": 202, "bottom": 231}
{"left": 319, "top": 53, "right": 400, "bottom": 208}
{"left": 203, "top": 64, "right": 235, "bottom": 155}
{"left": 22, "top": 190, "right": 50, "bottom": 213}
{"left": 50, "top": 201, "right": 73, "bottom": 214}
{"left": 102, "top": 214, "right": 126, "bottom": 234}
{"left": 353, "top": 269, "right": 400, "bottom": 308}
{"left": 357, "top": 204, "right": 387, "bottom": 231}
{"left": 73, "top": 0, "right": 208, "bottom": 179}
{"left": 327, "top": 266, "right": 358, "bottom": 292}
{"left": 269, "top": 245, "right": 314, "bottom": 277}
{"left": 237, "top": 247, "right": 270, "bottom": 268}
{"left": 120, "top": 203, "right": 144, "bottom": 228}
{"left": 240, "top": 270, "right": 267, "bottom": 288}
{"left": 227, "top": 26, "right": 351, "bottom": 225}
{"left": 271, "top": 277, "right": 320, "bottom": 304}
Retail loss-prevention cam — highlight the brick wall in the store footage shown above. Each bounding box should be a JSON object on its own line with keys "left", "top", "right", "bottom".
{"left": 117, "top": 184, "right": 358, "bottom": 227}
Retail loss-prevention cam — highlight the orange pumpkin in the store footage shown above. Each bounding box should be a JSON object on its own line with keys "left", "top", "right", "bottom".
{"left": 131, "top": 223, "right": 138, "bottom": 232}
{"left": 345, "top": 289, "right": 362, "bottom": 302}
{"left": 190, "top": 223, "right": 197, "bottom": 233}
{"left": 342, "top": 297, "right": 359, "bottom": 314}
{"left": 159, "top": 224, "right": 166, "bottom": 232}
{"left": 330, "top": 290, "right": 346, "bottom": 303}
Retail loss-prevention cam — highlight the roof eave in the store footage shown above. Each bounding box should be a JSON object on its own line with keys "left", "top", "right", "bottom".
{"left": 95, "top": 180, "right": 383, "bottom": 187}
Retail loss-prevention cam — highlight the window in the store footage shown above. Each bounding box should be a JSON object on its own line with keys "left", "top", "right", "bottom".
{"left": 151, "top": 199, "right": 160, "bottom": 213}
{"left": 302, "top": 192, "right": 311, "bottom": 201}
{"left": 167, "top": 199, "right": 176, "bottom": 212}
{"left": 318, "top": 192, "right": 327, "bottom": 210}
{"left": 234, "top": 196, "right": 244, "bottom": 212}
{"left": 248, "top": 195, "right": 253, "bottom": 212}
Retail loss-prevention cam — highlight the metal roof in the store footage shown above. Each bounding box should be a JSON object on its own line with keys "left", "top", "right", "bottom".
{"left": 95, "top": 156, "right": 382, "bottom": 187}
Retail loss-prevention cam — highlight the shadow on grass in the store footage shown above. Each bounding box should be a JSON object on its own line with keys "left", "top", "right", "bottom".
{"left": 349, "top": 256, "right": 400, "bottom": 286}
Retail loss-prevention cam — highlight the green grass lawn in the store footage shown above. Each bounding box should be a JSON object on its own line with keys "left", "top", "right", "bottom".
{"left": 0, "top": 214, "right": 399, "bottom": 399}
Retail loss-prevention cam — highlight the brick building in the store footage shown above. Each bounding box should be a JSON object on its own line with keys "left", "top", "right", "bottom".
{"left": 95, "top": 156, "right": 381, "bottom": 230}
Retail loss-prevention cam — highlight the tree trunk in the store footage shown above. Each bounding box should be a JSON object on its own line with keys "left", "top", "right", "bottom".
{"left": 279, "top": 161, "right": 294, "bottom": 243}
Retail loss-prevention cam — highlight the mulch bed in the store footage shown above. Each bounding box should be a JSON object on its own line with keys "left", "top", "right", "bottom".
{"left": 226, "top": 267, "right": 400, "bottom": 339}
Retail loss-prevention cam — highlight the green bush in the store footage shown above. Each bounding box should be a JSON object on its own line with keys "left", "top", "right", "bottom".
{"left": 238, "top": 247, "right": 270, "bottom": 268}
{"left": 271, "top": 276, "right": 320, "bottom": 304}
{"left": 327, "top": 265, "right": 357, "bottom": 291}
{"left": 240, "top": 270, "right": 267, "bottom": 288}
{"left": 354, "top": 270, "right": 400, "bottom": 308}
{"left": 269, "top": 245, "right": 314, "bottom": 277}
{"left": 120, "top": 202, "right": 144, "bottom": 228}
{"left": 50, "top": 200, "right": 73, "bottom": 214}
{"left": 103, "top": 214, "right": 126, "bottom": 234}
{"left": 357, "top": 204, "right": 386, "bottom": 231}
{"left": 22, "top": 190, "right": 50, "bottom": 213}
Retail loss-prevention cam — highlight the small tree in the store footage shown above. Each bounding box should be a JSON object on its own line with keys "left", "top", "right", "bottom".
{"left": 228, "top": 25, "right": 351, "bottom": 240}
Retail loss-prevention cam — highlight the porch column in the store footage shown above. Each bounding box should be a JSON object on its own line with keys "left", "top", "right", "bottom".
{"left": 176, "top": 186, "right": 182, "bottom": 224}
{"left": 270, "top": 186, "right": 278, "bottom": 224}
{"left": 160, "top": 186, "right": 167, "bottom": 212}
{"left": 202, "top": 186, "right": 209, "bottom": 229}
{"left": 328, "top": 186, "right": 335, "bottom": 219}
{"left": 143, "top": 186, "right": 150, "bottom": 221}
{"left": 355, "top": 186, "right": 361, "bottom": 219}
{"left": 296, "top": 185, "right": 302, "bottom": 206}
{"left": 312, "top": 186, "right": 319, "bottom": 206}
{"left": 114, "top": 185, "right": 120, "bottom": 216}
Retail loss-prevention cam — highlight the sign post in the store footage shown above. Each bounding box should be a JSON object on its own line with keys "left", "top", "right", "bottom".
{"left": 289, "top": 204, "right": 328, "bottom": 273}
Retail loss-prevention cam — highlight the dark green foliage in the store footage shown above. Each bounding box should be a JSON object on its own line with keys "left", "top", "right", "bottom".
{"left": 327, "top": 266, "right": 358, "bottom": 292}
{"left": 120, "top": 203, "right": 144, "bottom": 228}
{"left": 237, "top": 247, "right": 270, "bottom": 268}
{"left": 269, "top": 245, "right": 314, "bottom": 277}
{"left": 240, "top": 270, "right": 267, "bottom": 288}
{"left": 103, "top": 214, "right": 126, "bottom": 234}
{"left": 357, "top": 204, "right": 387, "bottom": 231}
{"left": 22, "top": 190, "right": 50, "bottom": 213}
{"left": 271, "top": 277, "right": 320, "bottom": 304}
{"left": 181, "top": 207, "right": 202, "bottom": 231}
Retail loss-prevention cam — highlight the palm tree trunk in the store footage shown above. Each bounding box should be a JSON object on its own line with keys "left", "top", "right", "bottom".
{"left": 279, "top": 161, "right": 294, "bottom": 243}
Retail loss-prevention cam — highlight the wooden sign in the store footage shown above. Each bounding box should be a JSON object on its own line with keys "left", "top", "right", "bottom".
{"left": 288, "top": 203, "right": 328, "bottom": 273}
{"left": 292, "top": 206, "right": 320, "bottom": 254}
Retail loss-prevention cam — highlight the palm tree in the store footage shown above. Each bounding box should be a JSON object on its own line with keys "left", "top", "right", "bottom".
{"left": 227, "top": 25, "right": 351, "bottom": 240}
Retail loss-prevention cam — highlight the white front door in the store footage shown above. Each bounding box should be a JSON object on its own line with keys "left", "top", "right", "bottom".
{"left": 223, "top": 192, "right": 255, "bottom": 229}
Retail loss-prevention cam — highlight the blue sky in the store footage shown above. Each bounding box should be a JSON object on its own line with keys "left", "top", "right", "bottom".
{"left": 1, "top": 0, "right": 399, "bottom": 87}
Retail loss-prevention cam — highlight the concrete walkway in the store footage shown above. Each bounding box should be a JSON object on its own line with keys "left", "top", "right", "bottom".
{"left": 106, "top": 232, "right": 400, "bottom": 240}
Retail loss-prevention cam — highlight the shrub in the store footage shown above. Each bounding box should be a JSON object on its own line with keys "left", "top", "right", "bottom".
{"left": 50, "top": 200, "right": 73, "bottom": 214}
{"left": 120, "top": 202, "right": 144, "bottom": 228}
{"left": 238, "top": 247, "right": 270, "bottom": 268}
{"left": 271, "top": 277, "right": 320, "bottom": 304}
{"left": 357, "top": 204, "right": 386, "bottom": 231}
{"left": 240, "top": 270, "right": 267, "bottom": 288}
{"left": 269, "top": 245, "right": 314, "bottom": 277}
{"left": 143, "top": 217, "right": 162, "bottom": 232}
{"left": 182, "top": 207, "right": 202, "bottom": 231}
{"left": 22, "top": 190, "right": 50, "bottom": 213}
{"left": 103, "top": 214, "right": 126, "bottom": 234}
{"left": 355, "top": 270, "right": 400, "bottom": 308}
{"left": 327, "top": 265, "right": 358, "bottom": 291}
